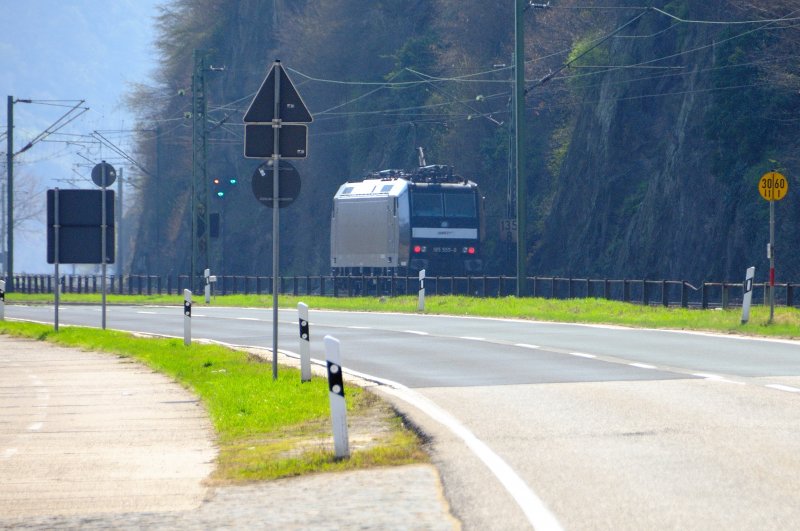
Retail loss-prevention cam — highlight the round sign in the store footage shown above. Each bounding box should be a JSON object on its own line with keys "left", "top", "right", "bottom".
{"left": 251, "top": 160, "right": 301, "bottom": 208}
{"left": 91, "top": 161, "right": 117, "bottom": 187}
{"left": 758, "top": 171, "right": 789, "bottom": 201}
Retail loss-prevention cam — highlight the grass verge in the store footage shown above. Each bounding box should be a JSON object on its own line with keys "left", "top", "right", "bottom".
{"left": 0, "top": 320, "right": 427, "bottom": 483}
{"left": 11, "top": 292, "right": 800, "bottom": 339}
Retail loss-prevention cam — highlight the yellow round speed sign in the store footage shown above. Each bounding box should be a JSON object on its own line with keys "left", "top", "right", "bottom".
{"left": 759, "top": 172, "right": 789, "bottom": 201}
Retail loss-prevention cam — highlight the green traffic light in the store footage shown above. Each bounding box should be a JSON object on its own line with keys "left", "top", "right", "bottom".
{"left": 229, "top": 178, "right": 238, "bottom": 185}
{"left": 217, "top": 191, "right": 225, "bottom": 198}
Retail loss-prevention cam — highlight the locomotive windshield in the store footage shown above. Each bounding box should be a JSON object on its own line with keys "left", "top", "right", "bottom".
{"left": 444, "top": 193, "right": 476, "bottom": 218}
{"left": 412, "top": 191, "right": 476, "bottom": 218}
{"left": 412, "top": 193, "right": 443, "bottom": 217}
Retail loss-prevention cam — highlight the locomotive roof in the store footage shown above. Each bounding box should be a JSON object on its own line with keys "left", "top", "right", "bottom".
{"left": 335, "top": 164, "right": 477, "bottom": 199}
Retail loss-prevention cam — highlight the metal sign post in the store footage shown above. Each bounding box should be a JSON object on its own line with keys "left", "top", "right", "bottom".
{"left": 244, "top": 60, "right": 313, "bottom": 380}
{"left": 758, "top": 171, "right": 789, "bottom": 324}
{"left": 271, "top": 64, "right": 281, "bottom": 380}
{"left": 91, "top": 161, "right": 117, "bottom": 330}
{"left": 54, "top": 188, "right": 60, "bottom": 331}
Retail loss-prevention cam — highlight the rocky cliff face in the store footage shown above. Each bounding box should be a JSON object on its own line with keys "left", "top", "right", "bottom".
{"left": 531, "top": 2, "right": 800, "bottom": 283}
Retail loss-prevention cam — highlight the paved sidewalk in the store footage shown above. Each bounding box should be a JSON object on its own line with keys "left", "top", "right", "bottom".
{"left": 0, "top": 336, "right": 458, "bottom": 530}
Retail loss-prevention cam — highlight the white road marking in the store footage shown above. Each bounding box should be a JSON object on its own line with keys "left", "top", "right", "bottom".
{"left": 692, "top": 373, "right": 745, "bottom": 385}
{"left": 2, "top": 448, "right": 18, "bottom": 459}
{"left": 515, "top": 343, "right": 541, "bottom": 349}
{"left": 379, "top": 383, "right": 564, "bottom": 531}
{"left": 460, "top": 336, "right": 485, "bottom": 341}
{"left": 347, "top": 326, "right": 371, "bottom": 330}
{"left": 629, "top": 362, "right": 657, "bottom": 369}
{"left": 766, "top": 384, "right": 800, "bottom": 393}
{"left": 27, "top": 422, "right": 43, "bottom": 431}
{"left": 569, "top": 352, "right": 596, "bottom": 359}
{"left": 136, "top": 311, "right": 158, "bottom": 314}
{"left": 236, "top": 317, "right": 260, "bottom": 321}
{"left": 404, "top": 330, "right": 429, "bottom": 336}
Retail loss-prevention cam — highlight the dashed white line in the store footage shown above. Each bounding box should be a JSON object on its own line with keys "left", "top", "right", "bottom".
{"left": 766, "top": 384, "right": 800, "bottom": 393}
{"left": 2, "top": 448, "right": 18, "bottom": 459}
{"left": 569, "top": 352, "right": 597, "bottom": 359}
{"left": 347, "top": 326, "right": 371, "bottom": 330}
{"left": 404, "top": 330, "right": 429, "bottom": 336}
{"left": 692, "top": 373, "right": 745, "bottom": 385}
{"left": 629, "top": 362, "right": 657, "bottom": 370}
{"left": 515, "top": 343, "right": 541, "bottom": 350}
{"left": 236, "top": 317, "right": 260, "bottom": 321}
{"left": 460, "top": 336, "right": 485, "bottom": 341}
{"left": 136, "top": 311, "right": 158, "bottom": 315}
{"left": 27, "top": 422, "right": 43, "bottom": 431}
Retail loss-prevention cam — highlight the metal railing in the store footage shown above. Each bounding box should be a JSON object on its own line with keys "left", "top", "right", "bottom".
{"left": 7, "top": 273, "right": 799, "bottom": 309}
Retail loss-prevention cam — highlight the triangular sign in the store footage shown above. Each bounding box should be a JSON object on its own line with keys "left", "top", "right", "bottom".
{"left": 243, "top": 62, "right": 313, "bottom": 123}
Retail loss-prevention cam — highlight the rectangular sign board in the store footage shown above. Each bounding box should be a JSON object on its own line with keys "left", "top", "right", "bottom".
{"left": 244, "top": 123, "right": 308, "bottom": 159}
{"left": 47, "top": 189, "right": 115, "bottom": 264}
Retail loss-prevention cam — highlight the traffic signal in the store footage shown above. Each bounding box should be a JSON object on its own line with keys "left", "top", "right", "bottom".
{"left": 212, "top": 178, "right": 224, "bottom": 198}
{"left": 229, "top": 178, "right": 238, "bottom": 185}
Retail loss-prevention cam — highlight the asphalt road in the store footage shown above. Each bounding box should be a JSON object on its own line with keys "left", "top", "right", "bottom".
{"left": 10, "top": 303, "right": 800, "bottom": 529}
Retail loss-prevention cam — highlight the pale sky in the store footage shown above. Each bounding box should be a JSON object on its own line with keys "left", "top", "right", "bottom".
{"left": 0, "top": 0, "right": 162, "bottom": 272}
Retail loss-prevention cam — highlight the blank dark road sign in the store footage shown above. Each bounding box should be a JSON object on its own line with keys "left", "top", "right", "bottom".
{"left": 244, "top": 123, "right": 308, "bottom": 159}
{"left": 47, "top": 189, "right": 115, "bottom": 264}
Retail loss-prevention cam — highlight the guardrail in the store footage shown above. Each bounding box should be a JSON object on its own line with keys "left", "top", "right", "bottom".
{"left": 6, "top": 274, "right": 799, "bottom": 309}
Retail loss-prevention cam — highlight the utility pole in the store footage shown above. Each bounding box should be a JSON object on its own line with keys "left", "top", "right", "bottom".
{"left": 514, "top": 0, "right": 527, "bottom": 296}
{"left": 191, "top": 50, "right": 210, "bottom": 292}
{"left": 6, "top": 96, "right": 13, "bottom": 287}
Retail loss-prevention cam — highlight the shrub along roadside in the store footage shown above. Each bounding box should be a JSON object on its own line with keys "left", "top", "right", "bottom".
{"left": 0, "top": 321, "right": 427, "bottom": 483}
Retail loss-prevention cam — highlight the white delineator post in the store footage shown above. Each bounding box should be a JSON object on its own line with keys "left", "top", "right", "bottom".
{"left": 0, "top": 279, "right": 5, "bottom": 321}
{"left": 741, "top": 266, "right": 756, "bottom": 324}
{"left": 183, "top": 289, "right": 192, "bottom": 346}
{"left": 418, "top": 268, "right": 426, "bottom": 311}
{"left": 298, "top": 302, "right": 311, "bottom": 382}
{"left": 323, "top": 335, "right": 349, "bottom": 459}
{"left": 204, "top": 268, "right": 211, "bottom": 304}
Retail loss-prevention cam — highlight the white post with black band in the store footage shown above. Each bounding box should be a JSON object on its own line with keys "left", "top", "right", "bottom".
{"left": 418, "top": 268, "right": 426, "bottom": 311}
{"left": 324, "top": 335, "right": 349, "bottom": 459}
{"left": 298, "top": 302, "right": 311, "bottom": 382}
{"left": 183, "top": 289, "right": 192, "bottom": 346}
{"left": 741, "top": 266, "right": 755, "bottom": 324}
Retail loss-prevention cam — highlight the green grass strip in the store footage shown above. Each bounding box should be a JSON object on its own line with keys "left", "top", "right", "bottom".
{"left": 0, "top": 320, "right": 427, "bottom": 482}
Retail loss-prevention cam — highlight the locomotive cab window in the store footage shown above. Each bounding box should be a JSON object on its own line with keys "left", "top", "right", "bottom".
{"left": 412, "top": 193, "right": 443, "bottom": 217}
{"left": 444, "top": 193, "right": 476, "bottom": 218}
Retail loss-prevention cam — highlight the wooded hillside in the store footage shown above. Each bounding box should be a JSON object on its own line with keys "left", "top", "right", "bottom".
{"left": 126, "top": 0, "right": 800, "bottom": 284}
